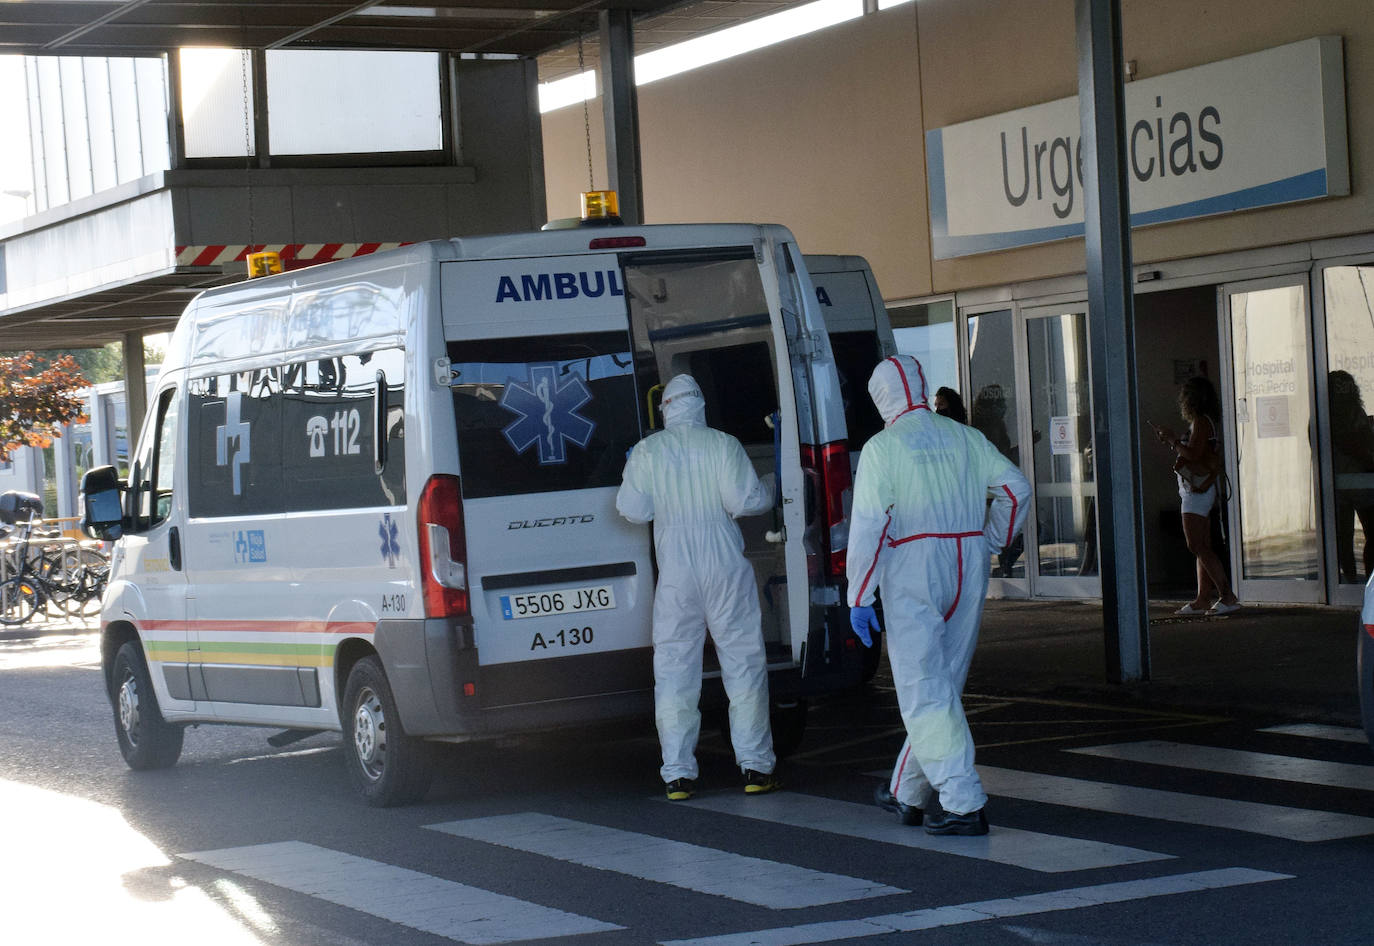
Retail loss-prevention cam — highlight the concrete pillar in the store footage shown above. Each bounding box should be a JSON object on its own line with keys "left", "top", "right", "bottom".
{"left": 123, "top": 331, "right": 147, "bottom": 451}
{"left": 599, "top": 9, "right": 644, "bottom": 225}
{"left": 1077, "top": 0, "right": 1151, "bottom": 684}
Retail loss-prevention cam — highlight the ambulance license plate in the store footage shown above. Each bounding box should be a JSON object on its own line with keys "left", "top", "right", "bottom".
{"left": 500, "top": 585, "right": 616, "bottom": 620}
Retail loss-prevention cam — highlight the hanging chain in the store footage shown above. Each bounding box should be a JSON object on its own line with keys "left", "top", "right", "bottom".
{"left": 240, "top": 48, "right": 256, "bottom": 251}
{"left": 578, "top": 33, "right": 594, "bottom": 191}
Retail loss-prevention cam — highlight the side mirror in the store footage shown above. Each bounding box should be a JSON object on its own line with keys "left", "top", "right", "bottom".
{"left": 81, "top": 465, "right": 125, "bottom": 540}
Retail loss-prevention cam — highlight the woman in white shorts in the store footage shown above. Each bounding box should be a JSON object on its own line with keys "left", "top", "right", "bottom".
{"left": 1150, "top": 377, "right": 1241, "bottom": 616}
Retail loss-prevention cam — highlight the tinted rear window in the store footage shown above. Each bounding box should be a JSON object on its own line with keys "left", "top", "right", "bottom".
{"left": 448, "top": 332, "right": 640, "bottom": 499}
{"left": 829, "top": 330, "right": 884, "bottom": 449}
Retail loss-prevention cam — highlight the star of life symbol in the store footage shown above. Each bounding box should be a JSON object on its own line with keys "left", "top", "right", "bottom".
{"left": 215, "top": 390, "right": 251, "bottom": 495}
{"left": 379, "top": 513, "right": 400, "bottom": 568}
{"left": 500, "top": 364, "right": 596, "bottom": 465}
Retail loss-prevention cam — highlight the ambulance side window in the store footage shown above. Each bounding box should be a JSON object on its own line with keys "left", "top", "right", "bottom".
{"left": 280, "top": 349, "right": 407, "bottom": 510}
{"left": 127, "top": 387, "right": 179, "bottom": 533}
{"left": 187, "top": 369, "right": 285, "bottom": 518}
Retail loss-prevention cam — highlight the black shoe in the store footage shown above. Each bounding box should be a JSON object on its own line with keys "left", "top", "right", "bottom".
{"left": 744, "top": 769, "right": 781, "bottom": 795}
{"left": 922, "top": 807, "right": 989, "bottom": 836}
{"left": 874, "top": 785, "right": 923, "bottom": 826}
{"left": 665, "top": 778, "right": 696, "bottom": 801}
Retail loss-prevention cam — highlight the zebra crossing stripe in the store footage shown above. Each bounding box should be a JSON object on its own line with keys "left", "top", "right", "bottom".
{"left": 678, "top": 791, "right": 1170, "bottom": 873}
{"left": 179, "top": 841, "right": 621, "bottom": 944}
{"left": 979, "top": 765, "right": 1374, "bottom": 841}
{"left": 1068, "top": 740, "right": 1374, "bottom": 791}
{"left": 1258, "top": 723, "right": 1370, "bottom": 744}
{"left": 426, "top": 813, "right": 905, "bottom": 908}
{"left": 657, "top": 867, "right": 1292, "bottom": 946}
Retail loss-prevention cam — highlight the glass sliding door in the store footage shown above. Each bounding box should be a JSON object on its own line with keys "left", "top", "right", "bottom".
{"left": 966, "top": 307, "right": 1028, "bottom": 593}
{"left": 1223, "top": 276, "right": 1321, "bottom": 601}
{"left": 1320, "top": 263, "right": 1374, "bottom": 604}
{"left": 1024, "top": 306, "right": 1099, "bottom": 597}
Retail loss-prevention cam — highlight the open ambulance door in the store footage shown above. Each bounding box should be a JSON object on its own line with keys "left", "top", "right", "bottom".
{"left": 804, "top": 254, "right": 894, "bottom": 467}
{"left": 621, "top": 243, "right": 808, "bottom": 672}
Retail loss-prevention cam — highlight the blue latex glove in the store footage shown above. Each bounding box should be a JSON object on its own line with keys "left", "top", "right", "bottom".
{"left": 849, "top": 605, "right": 881, "bottom": 648}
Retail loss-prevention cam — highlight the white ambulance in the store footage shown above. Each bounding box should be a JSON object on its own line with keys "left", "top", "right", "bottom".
{"left": 83, "top": 208, "right": 886, "bottom": 805}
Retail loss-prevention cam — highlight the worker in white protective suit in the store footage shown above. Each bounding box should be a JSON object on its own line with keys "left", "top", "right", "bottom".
{"left": 616, "top": 374, "right": 781, "bottom": 801}
{"left": 848, "top": 355, "right": 1030, "bottom": 835}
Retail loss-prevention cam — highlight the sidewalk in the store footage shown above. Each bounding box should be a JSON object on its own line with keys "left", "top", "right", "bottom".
{"left": 4, "top": 601, "right": 1363, "bottom": 728}
{"left": 972, "top": 598, "right": 1363, "bottom": 726}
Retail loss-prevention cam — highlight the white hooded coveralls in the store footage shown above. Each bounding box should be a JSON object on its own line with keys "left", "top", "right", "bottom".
{"left": 847, "top": 356, "right": 1030, "bottom": 815}
{"left": 616, "top": 374, "right": 777, "bottom": 781}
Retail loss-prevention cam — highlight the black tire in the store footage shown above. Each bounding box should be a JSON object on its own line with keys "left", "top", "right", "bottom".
{"left": 770, "top": 699, "right": 808, "bottom": 758}
{"left": 111, "top": 641, "right": 184, "bottom": 770}
{"left": 341, "top": 655, "right": 435, "bottom": 807}
{"left": 0, "top": 576, "right": 40, "bottom": 626}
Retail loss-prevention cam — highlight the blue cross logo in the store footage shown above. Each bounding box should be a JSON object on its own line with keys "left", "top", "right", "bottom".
{"left": 379, "top": 514, "right": 400, "bottom": 568}
{"left": 500, "top": 364, "right": 596, "bottom": 465}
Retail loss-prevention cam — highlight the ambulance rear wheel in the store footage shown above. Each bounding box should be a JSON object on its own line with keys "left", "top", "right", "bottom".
{"left": 342, "top": 655, "right": 435, "bottom": 807}
{"left": 111, "top": 641, "right": 184, "bottom": 770}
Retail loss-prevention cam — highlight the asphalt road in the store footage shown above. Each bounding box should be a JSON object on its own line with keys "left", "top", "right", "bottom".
{"left": 3, "top": 625, "right": 1373, "bottom": 945}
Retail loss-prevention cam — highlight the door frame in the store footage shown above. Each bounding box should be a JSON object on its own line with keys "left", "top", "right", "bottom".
{"left": 960, "top": 299, "right": 1030, "bottom": 600}
{"left": 1313, "top": 254, "right": 1374, "bottom": 606}
{"left": 1020, "top": 301, "right": 1102, "bottom": 600}
{"left": 1218, "top": 272, "right": 1324, "bottom": 604}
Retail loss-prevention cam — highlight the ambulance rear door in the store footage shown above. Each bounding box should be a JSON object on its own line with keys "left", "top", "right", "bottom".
{"left": 620, "top": 241, "right": 810, "bottom": 671}
{"left": 440, "top": 255, "right": 656, "bottom": 710}
{"left": 805, "top": 254, "right": 894, "bottom": 465}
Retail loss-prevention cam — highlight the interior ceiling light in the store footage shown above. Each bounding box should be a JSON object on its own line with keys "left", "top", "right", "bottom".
{"left": 362, "top": 6, "right": 558, "bottom": 19}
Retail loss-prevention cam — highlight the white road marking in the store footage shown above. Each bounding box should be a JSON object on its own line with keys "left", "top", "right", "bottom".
{"left": 678, "top": 791, "right": 1171, "bottom": 873}
{"left": 1258, "top": 723, "right": 1370, "bottom": 744}
{"left": 979, "top": 765, "right": 1374, "bottom": 841}
{"left": 658, "top": 868, "right": 1292, "bottom": 946}
{"left": 179, "top": 841, "right": 621, "bottom": 944}
{"left": 1069, "top": 740, "right": 1374, "bottom": 791}
{"left": 426, "top": 813, "right": 903, "bottom": 909}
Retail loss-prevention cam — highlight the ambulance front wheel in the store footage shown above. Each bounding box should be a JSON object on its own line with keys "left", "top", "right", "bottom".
{"left": 342, "top": 655, "right": 435, "bottom": 807}
{"left": 111, "top": 641, "right": 184, "bottom": 770}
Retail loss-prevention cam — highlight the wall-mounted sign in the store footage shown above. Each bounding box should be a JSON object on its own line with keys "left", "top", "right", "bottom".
{"left": 1049, "top": 415, "right": 1078, "bottom": 455}
{"left": 926, "top": 37, "right": 1348, "bottom": 259}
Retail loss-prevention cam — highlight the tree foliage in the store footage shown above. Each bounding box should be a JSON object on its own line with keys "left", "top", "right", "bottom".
{"left": 0, "top": 352, "right": 88, "bottom": 461}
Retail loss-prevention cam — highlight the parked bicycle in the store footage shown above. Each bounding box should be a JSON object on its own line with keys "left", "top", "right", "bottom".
{"left": 0, "top": 515, "right": 109, "bottom": 626}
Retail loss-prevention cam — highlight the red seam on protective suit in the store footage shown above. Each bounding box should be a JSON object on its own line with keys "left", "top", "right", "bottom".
{"left": 1000, "top": 483, "right": 1019, "bottom": 547}
{"left": 887, "top": 356, "right": 915, "bottom": 410}
{"left": 943, "top": 536, "right": 966, "bottom": 622}
{"left": 889, "top": 403, "right": 930, "bottom": 424}
{"left": 856, "top": 508, "right": 894, "bottom": 602}
{"left": 892, "top": 742, "right": 912, "bottom": 793}
{"left": 887, "top": 529, "right": 983, "bottom": 546}
{"left": 913, "top": 358, "right": 929, "bottom": 404}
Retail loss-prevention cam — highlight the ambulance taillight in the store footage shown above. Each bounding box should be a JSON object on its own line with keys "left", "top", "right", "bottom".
{"left": 418, "top": 475, "right": 468, "bottom": 618}
{"left": 802, "top": 442, "right": 851, "bottom": 580}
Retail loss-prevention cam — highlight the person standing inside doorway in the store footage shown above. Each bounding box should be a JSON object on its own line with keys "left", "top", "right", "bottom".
{"left": 1149, "top": 375, "right": 1240, "bottom": 616}
{"left": 848, "top": 355, "right": 1030, "bottom": 836}
{"left": 616, "top": 374, "right": 781, "bottom": 801}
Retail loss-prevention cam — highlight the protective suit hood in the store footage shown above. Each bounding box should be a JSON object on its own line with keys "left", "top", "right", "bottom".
{"left": 662, "top": 374, "right": 707, "bottom": 429}
{"left": 868, "top": 355, "right": 930, "bottom": 426}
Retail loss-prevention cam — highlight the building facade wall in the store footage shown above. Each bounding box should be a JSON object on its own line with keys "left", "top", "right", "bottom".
{"left": 541, "top": 0, "right": 1374, "bottom": 304}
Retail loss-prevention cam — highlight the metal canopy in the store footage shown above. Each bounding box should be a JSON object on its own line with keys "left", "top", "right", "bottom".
{"left": 0, "top": 0, "right": 693, "bottom": 59}
{"left": 0, "top": 0, "right": 802, "bottom": 351}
